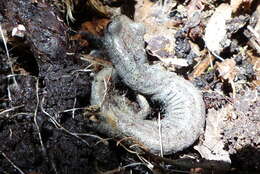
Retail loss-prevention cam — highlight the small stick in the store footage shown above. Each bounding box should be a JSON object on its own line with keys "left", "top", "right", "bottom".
{"left": 1, "top": 151, "right": 25, "bottom": 174}
{"left": 40, "top": 97, "right": 90, "bottom": 146}
{"left": 0, "top": 25, "right": 18, "bottom": 87}
{"left": 158, "top": 112, "right": 164, "bottom": 157}
{"left": 33, "top": 79, "right": 47, "bottom": 157}
{"left": 0, "top": 105, "right": 24, "bottom": 116}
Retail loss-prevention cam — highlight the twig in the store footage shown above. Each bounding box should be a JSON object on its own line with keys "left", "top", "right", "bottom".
{"left": 7, "top": 76, "right": 13, "bottom": 103}
{"left": 158, "top": 112, "right": 163, "bottom": 157}
{"left": 72, "top": 98, "right": 77, "bottom": 119}
{"left": 0, "top": 105, "right": 24, "bottom": 116}
{"left": 116, "top": 139, "right": 140, "bottom": 154}
{"left": 59, "top": 107, "right": 86, "bottom": 113}
{"left": 40, "top": 97, "right": 90, "bottom": 146}
{"left": 101, "top": 71, "right": 111, "bottom": 105}
{"left": 6, "top": 74, "right": 38, "bottom": 104}
{"left": 145, "top": 151, "right": 230, "bottom": 172}
{"left": 80, "top": 54, "right": 112, "bottom": 67}
{"left": 0, "top": 25, "right": 18, "bottom": 87}
{"left": 210, "top": 51, "right": 224, "bottom": 62}
{"left": 123, "top": 162, "right": 147, "bottom": 168}
{"left": 71, "top": 64, "right": 93, "bottom": 74}
{"left": 33, "top": 79, "right": 47, "bottom": 157}
{"left": 137, "top": 155, "right": 154, "bottom": 171}
{"left": 76, "top": 133, "right": 107, "bottom": 142}
{"left": 98, "top": 163, "right": 146, "bottom": 174}
{"left": 64, "top": 0, "right": 75, "bottom": 22}
{"left": 9, "top": 112, "right": 34, "bottom": 119}
{"left": 1, "top": 151, "right": 25, "bottom": 174}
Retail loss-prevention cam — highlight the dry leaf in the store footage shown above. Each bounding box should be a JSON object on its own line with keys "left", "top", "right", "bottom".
{"left": 187, "top": 0, "right": 205, "bottom": 17}
{"left": 190, "top": 53, "right": 215, "bottom": 79}
{"left": 81, "top": 18, "right": 110, "bottom": 36}
{"left": 134, "top": 0, "right": 177, "bottom": 55}
{"left": 246, "top": 50, "right": 260, "bottom": 87}
{"left": 246, "top": 3, "right": 260, "bottom": 54}
{"left": 204, "top": 3, "right": 232, "bottom": 54}
{"left": 134, "top": 0, "right": 154, "bottom": 22}
{"left": 253, "top": 3, "right": 260, "bottom": 36}
{"left": 216, "top": 59, "right": 238, "bottom": 82}
{"left": 194, "top": 105, "right": 231, "bottom": 164}
{"left": 70, "top": 18, "right": 110, "bottom": 48}
{"left": 13, "top": 64, "right": 30, "bottom": 75}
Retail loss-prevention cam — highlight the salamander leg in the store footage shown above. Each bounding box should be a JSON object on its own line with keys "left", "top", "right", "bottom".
{"left": 136, "top": 94, "right": 151, "bottom": 120}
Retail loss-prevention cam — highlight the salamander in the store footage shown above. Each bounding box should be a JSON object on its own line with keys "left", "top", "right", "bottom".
{"left": 90, "top": 15, "right": 205, "bottom": 155}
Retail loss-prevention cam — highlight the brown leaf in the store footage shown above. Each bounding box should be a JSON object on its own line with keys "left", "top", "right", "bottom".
{"left": 194, "top": 105, "right": 231, "bottom": 164}
{"left": 190, "top": 52, "right": 214, "bottom": 79}
{"left": 216, "top": 59, "right": 238, "bottom": 82}
{"left": 71, "top": 18, "right": 110, "bottom": 48}
{"left": 81, "top": 18, "right": 110, "bottom": 36}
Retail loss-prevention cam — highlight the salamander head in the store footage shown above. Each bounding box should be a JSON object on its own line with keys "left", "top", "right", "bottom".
{"left": 106, "top": 15, "right": 145, "bottom": 38}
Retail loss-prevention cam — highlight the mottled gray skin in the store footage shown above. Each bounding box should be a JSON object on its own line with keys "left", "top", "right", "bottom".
{"left": 91, "top": 15, "right": 205, "bottom": 155}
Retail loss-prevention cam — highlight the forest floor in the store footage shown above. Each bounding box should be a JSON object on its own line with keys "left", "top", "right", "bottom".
{"left": 0, "top": 0, "right": 259, "bottom": 174}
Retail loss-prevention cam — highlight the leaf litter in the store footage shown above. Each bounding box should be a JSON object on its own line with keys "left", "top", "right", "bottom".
{"left": 0, "top": 0, "right": 259, "bottom": 173}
